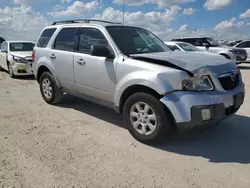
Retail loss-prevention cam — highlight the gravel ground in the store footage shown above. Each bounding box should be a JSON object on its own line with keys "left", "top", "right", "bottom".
{"left": 0, "top": 65, "right": 250, "bottom": 188}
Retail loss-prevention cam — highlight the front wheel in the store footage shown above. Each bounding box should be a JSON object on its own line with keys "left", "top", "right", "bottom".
{"left": 39, "top": 72, "right": 63, "bottom": 104}
{"left": 123, "top": 93, "right": 174, "bottom": 144}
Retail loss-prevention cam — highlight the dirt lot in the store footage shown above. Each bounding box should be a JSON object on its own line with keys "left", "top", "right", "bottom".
{"left": 0, "top": 65, "right": 250, "bottom": 188}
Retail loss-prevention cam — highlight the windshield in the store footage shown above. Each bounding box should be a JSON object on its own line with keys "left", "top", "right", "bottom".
{"left": 10, "top": 42, "right": 35, "bottom": 52}
{"left": 206, "top": 38, "right": 220, "bottom": 47}
{"left": 177, "top": 42, "right": 200, "bottom": 51}
{"left": 106, "top": 26, "right": 170, "bottom": 55}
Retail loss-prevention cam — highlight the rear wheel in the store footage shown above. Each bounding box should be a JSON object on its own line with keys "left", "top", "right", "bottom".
{"left": 123, "top": 93, "right": 174, "bottom": 144}
{"left": 39, "top": 72, "right": 63, "bottom": 104}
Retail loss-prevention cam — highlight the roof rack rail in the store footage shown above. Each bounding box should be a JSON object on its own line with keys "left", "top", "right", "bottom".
{"left": 51, "top": 19, "right": 121, "bottom": 25}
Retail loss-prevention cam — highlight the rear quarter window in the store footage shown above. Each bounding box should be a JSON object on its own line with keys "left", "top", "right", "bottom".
{"left": 37, "top": 28, "right": 56, "bottom": 48}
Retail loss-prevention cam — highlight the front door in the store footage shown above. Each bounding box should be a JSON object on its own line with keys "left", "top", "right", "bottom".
{"left": 74, "top": 27, "right": 117, "bottom": 103}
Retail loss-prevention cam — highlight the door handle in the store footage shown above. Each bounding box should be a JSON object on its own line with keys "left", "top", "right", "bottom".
{"left": 50, "top": 54, "right": 56, "bottom": 60}
{"left": 77, "top": 59, "right": 86, "bottom": 66}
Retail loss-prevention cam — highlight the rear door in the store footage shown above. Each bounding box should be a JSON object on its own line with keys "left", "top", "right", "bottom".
{"left": 73, "top": 27, "right": 116, "bottom": 102}
{"left": 48, "top": 27, "right": 78, "bottom": 90}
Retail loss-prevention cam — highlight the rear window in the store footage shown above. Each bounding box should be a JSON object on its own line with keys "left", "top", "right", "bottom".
{"left": 37, "top": 28, "right": 56, "bottom": 48}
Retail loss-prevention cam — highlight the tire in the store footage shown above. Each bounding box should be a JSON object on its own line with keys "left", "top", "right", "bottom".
{"left": 123, "top": 93, "right": 174, "bottom": 144}
{"left": 39, "top": 72, "right": 63, "bottom": 104}
{"left": 7, "top": 62, "right": 15, "bottom": 78}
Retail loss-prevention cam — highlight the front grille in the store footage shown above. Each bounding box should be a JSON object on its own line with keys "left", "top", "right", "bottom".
{"left": 236, "top": 56, "right": 247, "bottom": 61}
{"left": 218, "top": 73, "right": 240, "bottom": 90}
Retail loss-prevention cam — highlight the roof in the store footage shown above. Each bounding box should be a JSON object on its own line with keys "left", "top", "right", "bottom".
{"left": 50, "top": 19, "right": 122, "bottom": 27}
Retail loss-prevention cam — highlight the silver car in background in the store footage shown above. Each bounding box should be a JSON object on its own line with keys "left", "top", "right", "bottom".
{"left": 32, "top": 19, "right": 245, "bottom": 144}
{"left": 173, "top": 37, "right": 247, "bottom": 64}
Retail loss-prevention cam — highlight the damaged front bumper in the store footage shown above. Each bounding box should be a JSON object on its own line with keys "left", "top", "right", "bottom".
{"left": 11, "top": 62, "right": 33, "bottom": 76}
{"left": 160, "top": 84, "right": 245, "bottom": 130}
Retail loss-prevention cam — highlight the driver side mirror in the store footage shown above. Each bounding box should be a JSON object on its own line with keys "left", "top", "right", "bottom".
{"left": 90, "top": 45, "right": 114, "bottom": 58}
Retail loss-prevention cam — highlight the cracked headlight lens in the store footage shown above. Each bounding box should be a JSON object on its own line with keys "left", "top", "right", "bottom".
{"left": 12, "top": 55, "right": 28, "bottom": 64}
{"left": 182, "top": 76, "right": 214, "bottom": 91}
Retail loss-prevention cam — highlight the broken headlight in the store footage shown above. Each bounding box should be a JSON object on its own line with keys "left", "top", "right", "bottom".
{"left": 12, "top": 55, "right": 28, "bottom": 64}
{"left": 182, "top": 76, "right": 214, "bottom": 91}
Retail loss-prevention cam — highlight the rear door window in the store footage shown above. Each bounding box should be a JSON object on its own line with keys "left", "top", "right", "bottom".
{"left": 53, "top": 27, "right": 78, "bottom": 52}
{"left": 37, "top": 28, "right": 56, "bottom": 48}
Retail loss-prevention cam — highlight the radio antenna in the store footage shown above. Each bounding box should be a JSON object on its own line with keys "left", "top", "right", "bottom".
{"left": 122, "top": 0, "right": 125, "bottom": 25}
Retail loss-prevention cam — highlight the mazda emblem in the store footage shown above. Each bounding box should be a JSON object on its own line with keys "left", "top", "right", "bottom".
{"left": 231, "top": 73, "right": 237, "bottom": 81}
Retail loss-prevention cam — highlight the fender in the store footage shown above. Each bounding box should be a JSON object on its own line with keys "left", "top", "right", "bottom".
{"left": 114, "top": 71, "right": 174, "bottom": 107}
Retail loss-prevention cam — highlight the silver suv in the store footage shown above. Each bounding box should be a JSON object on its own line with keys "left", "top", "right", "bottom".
{"left": 33, "top": 19, "right": 245, "bottom": 144}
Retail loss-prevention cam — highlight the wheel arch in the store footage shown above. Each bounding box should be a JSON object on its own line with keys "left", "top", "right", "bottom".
{"left": 36, "top": 65, "right": 60, "bottom": 87}
{"left": 118, "top": 84, "right": 177, "bottom": 128}
{"left": 118, "top": 85, "right": 162, "bottom": 113}
{"left": 219, "top": 53, "right": 231, "bottom": 59}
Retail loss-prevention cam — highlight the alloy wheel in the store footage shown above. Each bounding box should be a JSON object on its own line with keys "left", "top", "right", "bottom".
{"left": 42, "top": 78, "right": 53, "bottom": 99}
{"left": 129, "top": 102, "right": 157, "bottom": 136}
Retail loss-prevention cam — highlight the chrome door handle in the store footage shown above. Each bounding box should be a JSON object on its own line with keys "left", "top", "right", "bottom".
{"left": 50, "top": 54, "right": 56, "bottom": 60}
{"left": 77, "top": 59, "right": 86, "bottom": 66}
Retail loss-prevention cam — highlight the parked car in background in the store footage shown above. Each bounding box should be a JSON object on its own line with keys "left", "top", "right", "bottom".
{"left": 228, "top": 40, "right": 243, "bottom": 47}
{"left": 165, "top": 41, "right": 226, "bottom": 60}
{"left": 0, "top": 41, "right": 35, "bottom": 78}
{"left": 33, "top": 19, "right": 245, "bottom": 144}
{"left": 165, "top": 41, "right": 200, "bottom": 52}
{"left": 233, "top": 40, "right": 250, "bottom": 62}
{"left": 173, "top": 37, "right": 247, "bottom": 64}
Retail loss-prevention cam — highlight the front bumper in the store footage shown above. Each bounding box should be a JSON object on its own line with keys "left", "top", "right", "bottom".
{"left": 231, "top": 54, "right": 247, "bottom": 63}
{"left": 11, "top": 62, "right": 33, "bottom": 76}
{"left": 160, "top": 84, "right": 245, "bottom": 130}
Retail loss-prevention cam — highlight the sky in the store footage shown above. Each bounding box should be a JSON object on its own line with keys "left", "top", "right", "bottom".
{"left": 0, "top": 0, "right": 250, "bottom": 42}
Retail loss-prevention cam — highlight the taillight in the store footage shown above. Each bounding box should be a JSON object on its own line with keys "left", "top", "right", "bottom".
{"left": 32, "top": 50, "right": 35, "bottom": 62}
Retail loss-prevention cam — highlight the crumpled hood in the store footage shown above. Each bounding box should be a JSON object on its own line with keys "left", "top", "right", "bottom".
{"left": 131, "top": 51, "right": 237, "bottom": 76}
{"left": 10, "top": 51, "right": 32, "bottom": 58}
